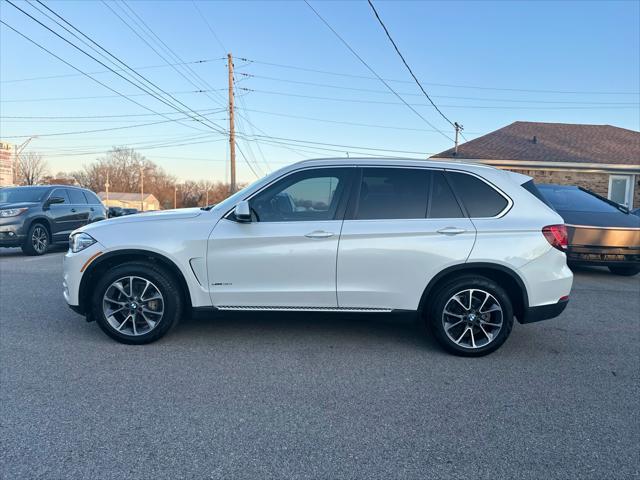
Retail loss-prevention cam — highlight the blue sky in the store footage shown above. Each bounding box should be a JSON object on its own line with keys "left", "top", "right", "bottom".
{"left": 1, "top": 0, "right": 638, "bottom": 183}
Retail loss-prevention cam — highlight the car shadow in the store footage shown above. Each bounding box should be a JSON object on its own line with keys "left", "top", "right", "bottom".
{"left": 0, "top": 245, "right": 67, "bottom": 258}
{"left": 168, "top": 310, "right": 442, "bottom": 352}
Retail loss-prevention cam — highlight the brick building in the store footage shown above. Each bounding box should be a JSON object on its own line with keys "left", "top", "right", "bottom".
{"left": 431, "top": 121, "right": 640, "bottom": 209}
{"left": 0, "top": 141, "right": 14, "bottom": 187}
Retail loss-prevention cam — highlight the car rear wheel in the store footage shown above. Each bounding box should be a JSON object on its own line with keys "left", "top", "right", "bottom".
{"left": 608, "top": 265, "right": 640, "bottom": 276}
{"left": 427, "top": 276, "right": 514, "bottom": 356}
{"left": 21, "top": 223, "right": 50, "bottom": 256}
{"left": 91, "top": 262, "right": 183, "bottom": 344}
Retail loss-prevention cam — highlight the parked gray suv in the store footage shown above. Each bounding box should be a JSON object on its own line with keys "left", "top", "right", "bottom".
{"left": 0, "top": 185, "right": 107, "bottom": 255}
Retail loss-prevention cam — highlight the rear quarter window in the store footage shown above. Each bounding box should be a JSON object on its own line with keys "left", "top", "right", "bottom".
{"left": 446, "top": 171, "right": 509, "bottom": 218}
{"left": 82, "top": 190, "right": 103, "bottom": 205}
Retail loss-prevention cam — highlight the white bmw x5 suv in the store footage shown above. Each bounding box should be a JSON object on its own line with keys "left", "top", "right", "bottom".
{"left": 64, "top": 158, "right": 573, "bottom": 356}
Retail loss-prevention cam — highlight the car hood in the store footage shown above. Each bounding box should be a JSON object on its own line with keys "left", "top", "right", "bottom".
{"left": 556, "top": 210, "right": 640, "bottom": 229}
{"left": 81, "top": 207, "right": 203, "bottom": 232}
{"left": 0, "top": 202, "right": 40, "bottom": 209}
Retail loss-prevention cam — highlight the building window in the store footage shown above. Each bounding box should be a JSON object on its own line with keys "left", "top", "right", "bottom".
{"left": 608, "top": 174, "right": 634, "bottom": 208}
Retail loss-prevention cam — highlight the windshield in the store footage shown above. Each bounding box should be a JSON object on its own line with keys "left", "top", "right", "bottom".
{"left": 538, "top": 185, "right": 622, "bottom": 213}
{"left": 0, "top": 187, "right": 49, "bottom": 203}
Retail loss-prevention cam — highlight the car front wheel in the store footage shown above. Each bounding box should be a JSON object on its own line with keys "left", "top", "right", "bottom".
{"left": 21, "top": 223, "right": 50, "bottom": 256}
{"left": 428, "top": 276, "right": 514, "bottom": 356}
{"left": 91, "top": 262, "right": 183, "bottom": 344}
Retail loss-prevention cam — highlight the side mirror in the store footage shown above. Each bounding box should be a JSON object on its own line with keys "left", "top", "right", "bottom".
{"left": 44, "top": 196, "right": 65, "bottom": 209}
{"left": 234, "top": 200, "right": 251, "bottom": 222}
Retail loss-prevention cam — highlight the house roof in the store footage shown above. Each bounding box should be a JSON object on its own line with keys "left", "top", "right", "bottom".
{"left": 98, "top": 192, "right": 157, "bottom": 202}
{"left": 431, "top": 121, "right": 640, "bottom": 165}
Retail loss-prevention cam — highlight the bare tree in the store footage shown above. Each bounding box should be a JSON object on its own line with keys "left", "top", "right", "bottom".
{"left": 17, "top": 152, "right": 49, "bottom": 185}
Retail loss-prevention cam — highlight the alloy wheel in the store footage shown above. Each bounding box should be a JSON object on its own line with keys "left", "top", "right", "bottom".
{"left": 102, "top": 276, "right": 165, "bottom": 336}
{"left": 31, "top": 226, "right": 48, "bottom": 254}
{"left": 442, "top": 288, "right": 503, "bottom": 349}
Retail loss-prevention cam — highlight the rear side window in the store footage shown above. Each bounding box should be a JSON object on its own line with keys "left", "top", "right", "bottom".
{"left": 82, "top": 190, "right": 102, "bottom": 205}
{"left": 429, "top": 172, "right": 463, "bottom": 218}
{"left": 67, "top": 189, "right": 87, "bottom": 204}
{"left": 446, "top": 172, "right": 508, "bottom": 217}
{"left": 356, "top": 168, "right": 429, "bottom": 220}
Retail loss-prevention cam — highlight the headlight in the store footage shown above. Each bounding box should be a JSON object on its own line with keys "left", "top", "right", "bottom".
{"left": 0, "top": 208, "right": 28, "bottom": 217}
{"left": 69, "top": 232, "right": 97, "bottom": 253}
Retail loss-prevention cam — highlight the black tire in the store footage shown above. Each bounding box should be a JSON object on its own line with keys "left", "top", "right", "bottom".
{"left": 608, "top": 265, "right": 640, "bottom": 276}
{"left": 426, "top": 275, "right": 514, "bottom": 357}
{"left": 21, "top": 223, "right": 50, "bottom": 256}
{"left": 91, "top": 262, "right": 183, "bottom": 345}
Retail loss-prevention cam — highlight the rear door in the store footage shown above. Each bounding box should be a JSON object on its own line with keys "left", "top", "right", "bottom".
{"left": 337, "top": 167, "right": 476, "bottom": 311}
{"left": 66, "top": 188, "right": 91, "bottom": 228}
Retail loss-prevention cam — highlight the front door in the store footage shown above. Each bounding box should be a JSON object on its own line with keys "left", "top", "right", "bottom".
{"left": 207, "top": 167, "right": 354, "bottom": 308}
{"left": 46, "top": 188, "right": 76, "bottom": 242}
{"left": 337, "top": 167, "right": 476, "bottom": 311}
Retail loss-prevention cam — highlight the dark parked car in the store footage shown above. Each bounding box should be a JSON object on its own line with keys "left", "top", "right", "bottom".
{"left": 121, "top": 208, "right": 139, "bottom": 215}
{"left": 0, "top": 185, "right": 107, "bottom": 255}
{"left": 107, "top": 206, "right": 124, "bottom": 218}
{"left": 538, "top": 184, "right": 640, "bottom": 276}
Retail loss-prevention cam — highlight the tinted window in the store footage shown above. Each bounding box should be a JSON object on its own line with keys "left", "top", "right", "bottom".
{"left": 250, "top": 168, "right": 350, "bottom": 222}
{"left": 429, "top": 172, "right": 463, "bottom": 218}
{"left": 82, "top": 190, "right": 102, "bottom": 205}
{"left": 521, "top": 180, "right": 552, "bottom": 208}
{"left": 447, "top": 172, "right": 508, "bottom": 217}
{"left": 49, "top": 188, "right": 69, "bottom": 204}
{"left": 356, "top": 168, "right": 429, "bottom": 220}
{"left": 538, "top": 185, "right": 621, "bottom": 213}
{"left": 0, "top": 187, "right": 49, "bottom": 203}
{"left": 67, "top": 189, "right": 87, "bottom": 204}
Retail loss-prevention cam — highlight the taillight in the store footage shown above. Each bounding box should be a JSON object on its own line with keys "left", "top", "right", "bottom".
{"left": 542, "top": 224, "right": 568, "bottom": 251}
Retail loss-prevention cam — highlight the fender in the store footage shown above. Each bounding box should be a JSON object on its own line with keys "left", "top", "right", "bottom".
{"left": 77, "top": 248, "right": 193, "bottom": 315}
{"left": 418, "top": 261, "right": 529, "bottom": 317}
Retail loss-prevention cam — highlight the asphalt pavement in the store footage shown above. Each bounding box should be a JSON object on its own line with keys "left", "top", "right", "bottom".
{"left": 1, "top": 247, "right": 639, "bottom": 479}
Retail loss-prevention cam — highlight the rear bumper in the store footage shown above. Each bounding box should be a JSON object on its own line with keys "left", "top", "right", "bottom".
{"left": 566, "top": 245, "right": 640, "bottom": 267}
{"left": 520, "top": 298, "right": 569, "bottom": 324}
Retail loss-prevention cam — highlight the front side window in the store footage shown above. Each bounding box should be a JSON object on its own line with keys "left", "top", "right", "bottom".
{"left": 355, "top": 168, "right": 429, "bottom": 220}
{"left": 49, "top": 188, "right": 70, "bottom": 204}
{"left": 249, "top": 168, "right": 350, "bottom": 222}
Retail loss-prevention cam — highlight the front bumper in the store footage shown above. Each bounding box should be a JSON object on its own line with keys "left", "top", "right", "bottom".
{"left": 63, "top": 242, "right": 105, "bottom": 309}
{"left": 0, "top": 222, "right": 26, "bottom": 247}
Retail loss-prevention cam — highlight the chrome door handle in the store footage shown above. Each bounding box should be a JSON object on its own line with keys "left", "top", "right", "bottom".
{"left": 305, "top": 230, "right": 334, "bottom": 239}
{"left": 437, "top": 226, "right": 466, "bottom": 235}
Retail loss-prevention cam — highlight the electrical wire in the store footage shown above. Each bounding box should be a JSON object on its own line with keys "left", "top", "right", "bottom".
{"left": 303, "top": 0, "right": 454, "bottom": 142}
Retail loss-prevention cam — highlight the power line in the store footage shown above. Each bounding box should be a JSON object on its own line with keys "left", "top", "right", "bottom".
{"left": 29, "top": 0, "right": 226, "bottom": 134}
{"left": 239, "top": 87, "right": 639, "bottom": 110}
{"left": 303, "top": 0, "right": 454, "bottom": 142}
{"left": 0, "top": 19, "right": 209, "bottom": 136}
{"left": 238, "top": 73, "right": 638, "bottom": 105}
{"left": 191, "top": 0, "right": 227, "bottom": 55}
{"left": 238, "top": 57, "right": 640, "bottom": 96}
{"left": 0, "top": 57, "right": 224, "bottom": 84}
{"left": 0, "top": 89, "right": 225, "bottom": 103}
{"left": 367, "top": 0, "right": 455, "bottom": 128}
{"left": 2, "top": 112, "right": 228, "bottom": 139}
{"left": 234, "top": 106, "right": 485, "bottom": 134}
{"left": 0, "top": 108, "right": 225, "bottom": 120}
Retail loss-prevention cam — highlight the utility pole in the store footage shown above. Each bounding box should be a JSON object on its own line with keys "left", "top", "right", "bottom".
{"left": 174, "top": 184, "right": 178, "bottom": 209}
{"left": 454, "top": 122, "right": 463, "bottom": 155}
{"left": 13, "top": 136, "right": 38, "bottom": 184}
{"left": 105, "top": 170, "right": 110, "bottom": 206}
{"left": 205, "top": 188, "right": 209, "bottom": 206}
{"left": 140, "top": 165, "right": 144, "bottom": 212}
{"left": 228, "top": 52, "right": 236, "bottom": 194}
